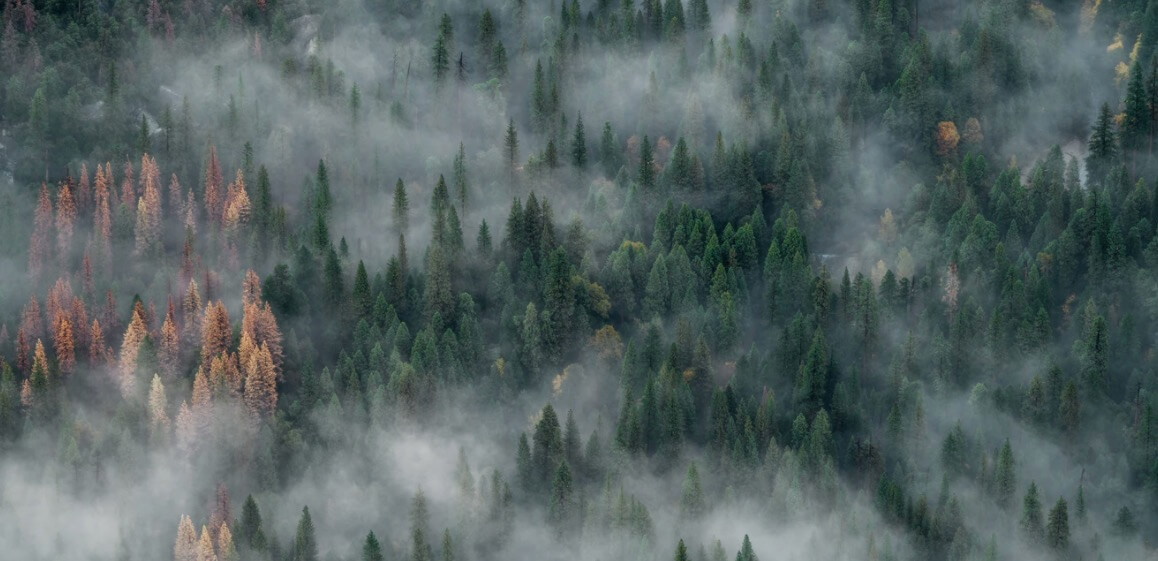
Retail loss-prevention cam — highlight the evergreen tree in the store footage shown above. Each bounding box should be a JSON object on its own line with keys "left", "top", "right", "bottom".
{"left": 1046, "top": 497, "right": 1069, "bottom": 551}
{"left": 363, "top": 532, "right": 384, "bottom": 561}
{"left": 639, "top": 135, "right": 657, "bottom": 192}
{"left": 1087, "top": 102, "right": 1117, "bottom": 184}
{"left": 572, "top": 114, "right": 587, "bottom": 168}
{"left": 293, "top": 507, "right": 317, "bottom": 561}
{"left": 1020, "top": 482, "right": 1043, "bottom": 544}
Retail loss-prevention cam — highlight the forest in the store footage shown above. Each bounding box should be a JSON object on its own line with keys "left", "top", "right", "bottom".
{"left": 0, "top": 0, "right": 1156, "bottom": 560}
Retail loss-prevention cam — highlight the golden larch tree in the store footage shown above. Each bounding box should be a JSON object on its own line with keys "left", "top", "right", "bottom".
{"left": 174, "top": 515, "right": 197, "bottom": 561}
{"left": 200, "top": 301, "right": 231, "bottom": 365}
{"left": 243, "top": 343, "right": 277, "bottom": 421}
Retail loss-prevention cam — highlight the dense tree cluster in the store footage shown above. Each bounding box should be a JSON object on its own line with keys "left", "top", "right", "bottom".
{"left": 1, "top": 0, "right": 1157, "bottom": 560}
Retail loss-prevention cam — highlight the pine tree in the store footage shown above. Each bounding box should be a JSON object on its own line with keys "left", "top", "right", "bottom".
{"left": 293, "top": 507, "right": 318, "bottom": 561}
{"left": 175, "top": 515, "right": 198, "bottom": 561}
{"left": 118, "top": 308, "right": 148, "bottom": 397}
{"left": 432, "top": 23, "right": 451, "bottom": 88}
{"left": 680, "top": 462, "right": 706, "bottom": 517}
{"left": 244, "top": 343, "right": 278, "bottom": 421}
{"left": 197, "top": 526, "right": 217, "bottom": 561}
{"left": 1020, "top": 482, "right": 1044, "bottom": 544}
{"left": 1087, "top": 102, "right": 1117, "bottom": 184}
{"left": 995, "top": 438, "right": 1016, "bottom": 509}
{"left": 364, "top": 532, "right": 384, "bottom": 561}
{"left": 454, "top": 143, "right": 469, "bottom": 216}
{"left": 1124, "top": 60, "right": 1149, "bottom": 155}
{"left": 505, "top": 119, "right": 519, "bottom": 181}
{"left": 572, "top": 114, "right": 587, "bottom": 168}
{"left": 675, "top": 539, "right": 690, "bottom": 561}
{"left": 393, "top": 179, "right": 410, "bottom": 235}
{"left": 148, "top": 374, "right": 169, "bottom": 432}
{"left": 205, "top": 146, "right": 224, "bottom": 225}
{"left": 201, "top": 301, "right": 231, "bottom": 365}
{"left": 1046, "top": 497, "right": 1069, "bottom": 551}
{"left": 239, "top": 495, "right": 266, "bottom": 550}
{"left": 639, "top": 135, "right": 657, "bottom": 191}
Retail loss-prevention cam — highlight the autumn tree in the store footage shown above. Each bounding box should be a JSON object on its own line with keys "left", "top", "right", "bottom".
{"left": 56, "top": 181, "right": 76, "bottom": 259}
{"left": 201, "top": 301, "right": 231, "bottom": 365}
{"left": 53, "top": 317, "right": 75, "bottom": 375}
{"left": 204, "top": 146, "right": 224, "bottom": 226}
{"left": 29, "top": 183, "right": 52, "bottom": 278}
{"left": 244, "top": 343, "right": 278, "bottom": 421}
{"left": 118, "top": 307, "right": 148, "bottom": 398}
{"left": 175, "top": 515, "right": 197, "bottom": 561}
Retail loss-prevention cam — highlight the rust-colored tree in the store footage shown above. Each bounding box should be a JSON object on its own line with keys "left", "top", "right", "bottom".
{"left": 183, "top": 279, "right": 203, "bottom": 343}
{"left": 120, "top": 159, "right": 136, "bottom": 211}
{"left": 243, "top": 343, "right": 277, "bottom": 421}
{"left": 77, "top": 163, "right": 91, "bottom": 214}
{"left": 204, "top": 146, "right": 224, "bottom": 227}
{"left": 20, "top": 295, "right": 43, "bottom": 342}
{"left": 200, "top": 301, "right": 231, "bottom": 365}
{"left": 934, "top": 121, "right": 960, "bottom": 158}
{"left": 29, "top": 183, "right": 52, "bottom": 278}
{"left": 159, "top": 307, "right": 180, "bottom": 379}
{"left": 28, "top": 339, "right": 50, "bottom": 405}
{"left": 15, "top": 328, "right": 29, "bottom": 374}
{"left": 53, "top": 317, "right": 75, "bottom": 375}
{"left": 242, "top": 302, "right": 283, "bottom": 379}
{"left": 93, "top": 163, "right": 113, "bottom": 271}
{"left": 135, "top": 155, "right": 163, "bottom": 255}
{"left": 241, "top": 270, "right": 262, "bottom": 307}
{"left": 168, "top": 173, "right": 183, "bottom": 221}
{"left": 118, "top": 308, "right": 148, "bottom": 398}
{"left": 56, "top": 181, "right": 76, "bottom": 259}
{"left": 69, "top": 297, "right": 89, "bottom": 354}
{"left": 208, "top": 483, "right": 231, "bottom": 544}
{"left": 89, "top": 319, "right": 108, "bottom": 364}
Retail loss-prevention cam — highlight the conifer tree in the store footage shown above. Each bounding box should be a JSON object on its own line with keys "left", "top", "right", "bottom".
{"left": 293, "top": 507, "right": 318, "bottom": 561}
{"left": 572, "top": 114, "right": 587, "bottom": 168}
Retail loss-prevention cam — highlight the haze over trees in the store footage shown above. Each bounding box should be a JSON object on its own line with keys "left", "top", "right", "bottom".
{"left": 0, "top": 0, "right": 1156, "bottom": 560}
